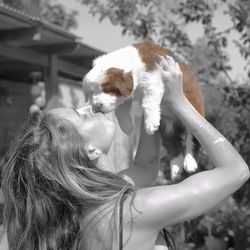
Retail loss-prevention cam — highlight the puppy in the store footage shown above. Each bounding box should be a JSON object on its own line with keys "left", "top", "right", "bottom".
{"left": 83, "top": 41, "right": 205, "bottom": 179}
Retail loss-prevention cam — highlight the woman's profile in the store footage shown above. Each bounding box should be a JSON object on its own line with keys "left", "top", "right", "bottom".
{"left": 1, "top": 56, "right": 249, "bottom": 250}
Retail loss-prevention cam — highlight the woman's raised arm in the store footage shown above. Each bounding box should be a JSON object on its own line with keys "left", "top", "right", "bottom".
{"left": 130, "top": 56, "right": 250, "bottom": 231}
{"left": 118, "top": 116, "right": 161, "bottom": 187}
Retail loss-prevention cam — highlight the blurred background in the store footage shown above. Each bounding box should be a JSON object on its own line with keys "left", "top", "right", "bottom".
{"left": 0, "top": 0, "right": 249, "bottom": 249}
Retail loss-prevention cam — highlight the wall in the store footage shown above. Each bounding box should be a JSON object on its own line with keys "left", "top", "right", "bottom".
{"left": 0, "top": 79, "right": 32, "bottom": 157}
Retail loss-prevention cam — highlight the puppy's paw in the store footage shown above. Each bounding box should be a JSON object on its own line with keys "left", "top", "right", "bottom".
{"left": 183, "top": 153, "right": 198, "bottom": 173}
{"left": 170, "top": 155, "right": 184, "bottom": 180}
{"left": 144, "top": 119, "right": 160, "bottom": 135}
{"left": 170, "top": 164, "right": 182, "bottom": 180}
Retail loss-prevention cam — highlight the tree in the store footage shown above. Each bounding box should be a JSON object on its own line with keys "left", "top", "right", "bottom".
{"left": 1, "top": 0, "right": 78, "bottom": 31}
{"left": 80, "top": 0, "right": 250, "bottom": 84}
{"left": 40, "top": 0, "right": 78, "bottom": 30}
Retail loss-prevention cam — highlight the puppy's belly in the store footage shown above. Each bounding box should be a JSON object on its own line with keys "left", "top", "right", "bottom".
{"left": 160, "top": 102, "right": 177, "bottom": 120}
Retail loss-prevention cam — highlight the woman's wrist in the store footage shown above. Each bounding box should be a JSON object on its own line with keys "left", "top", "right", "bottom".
{"left": 167, "top": 96, "right": 208, "bottom": 137}
{"left": 167, "top": 96, "right": 190, "bottom": 113}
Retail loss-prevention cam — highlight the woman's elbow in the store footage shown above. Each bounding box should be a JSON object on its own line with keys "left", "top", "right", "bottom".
{"left": 242, "top": 166, "right": 250, "bottom": 182}
{"left": 238, "top": 162, "right": 250, "bottom": 184}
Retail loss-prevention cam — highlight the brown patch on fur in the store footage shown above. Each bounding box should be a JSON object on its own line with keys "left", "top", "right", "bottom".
{"left": 101, "top": 68, "right": 133, "bottom": 97}
{"left": 179, "top": 62, "right": 205, "bottom": 116}
{"left": 134, "top": 41, "right": 173, "bottom": 71}
{"left": 134, "top": 41, "right": 205, "bottom": 116}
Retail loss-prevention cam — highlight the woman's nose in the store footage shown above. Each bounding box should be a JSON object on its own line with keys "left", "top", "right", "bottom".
{"left": 76, "top": 105, "right": 93, "bottom": 115}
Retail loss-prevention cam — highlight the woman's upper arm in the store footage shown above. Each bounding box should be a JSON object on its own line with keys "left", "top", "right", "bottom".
{"left": 117, "top": 114, "right": 161, "bottom": 187}
{"left": 132, "top": 166, "right": 248, "bottom": 230}
{"left": 117, "top": 117, "right": 161, "bottom": 187}
{"left": 117, "top": 162, "right": 159, "bottom": 187}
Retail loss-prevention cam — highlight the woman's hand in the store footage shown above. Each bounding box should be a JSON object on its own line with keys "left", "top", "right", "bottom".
{"left": 156, "top": 56, "right": 186, "bottom": 105}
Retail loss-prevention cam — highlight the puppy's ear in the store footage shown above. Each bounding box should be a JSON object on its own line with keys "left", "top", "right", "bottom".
{"left": 101, "top": 68, "right": 133, "bottom": 97}
{"left": 115, "top": 99, "right": 133, "bottom": 135}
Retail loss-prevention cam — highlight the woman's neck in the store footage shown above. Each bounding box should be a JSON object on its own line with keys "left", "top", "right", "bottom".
{"left": 96, "top": 153, "right": 113, "bottom": 172}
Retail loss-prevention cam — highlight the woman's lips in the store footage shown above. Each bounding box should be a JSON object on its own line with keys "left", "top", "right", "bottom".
{"left": 76, "top": 104, "right": 115, "bottom": 123}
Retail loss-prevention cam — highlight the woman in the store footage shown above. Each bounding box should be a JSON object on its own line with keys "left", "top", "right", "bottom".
{"left": 1, "top": 56, "right": 249, "bottom": 250}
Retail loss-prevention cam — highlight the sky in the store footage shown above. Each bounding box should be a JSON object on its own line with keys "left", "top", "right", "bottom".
{"left": 53, "top": 0, "right": 247, "bottom": 81}
{"left": 54, "top": 0, "right": 134, "bottom": 52}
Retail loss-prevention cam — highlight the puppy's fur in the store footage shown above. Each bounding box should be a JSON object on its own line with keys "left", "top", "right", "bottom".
{"left": 83, "top": 41, "right": 205, "bottom": 179}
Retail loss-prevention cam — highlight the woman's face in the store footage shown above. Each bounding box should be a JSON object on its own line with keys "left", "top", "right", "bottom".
{"left": 48, "top": 105, "right": 116, "bottom": 153}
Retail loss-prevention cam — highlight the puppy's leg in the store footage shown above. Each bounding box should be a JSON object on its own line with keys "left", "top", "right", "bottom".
{"left": 183, "top": 131, "right": 198, "bottom": 173}
{"left": 170, "top": 154, "right": 184, "bottom": 180}
{"left": 160, "top": 118, "right": 185, "bottom": 180}
{"left": 141, "top": 74, "right": 164, "bottom": 134}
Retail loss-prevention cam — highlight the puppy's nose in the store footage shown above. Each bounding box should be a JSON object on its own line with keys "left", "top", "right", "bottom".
{"left": 93, "top": 102, "right": 103, "bottom": 112}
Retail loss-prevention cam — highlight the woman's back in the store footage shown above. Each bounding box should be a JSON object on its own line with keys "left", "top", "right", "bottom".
{"left": 82, "top": 194, "right": 162, "bottom": 250}
{"left": 122, "top": 196, "right": 159, "bottom": 250}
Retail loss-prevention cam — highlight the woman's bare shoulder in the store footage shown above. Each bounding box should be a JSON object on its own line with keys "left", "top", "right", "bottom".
{"left": 122, "top": 184, "right": 180, "bottom": 230}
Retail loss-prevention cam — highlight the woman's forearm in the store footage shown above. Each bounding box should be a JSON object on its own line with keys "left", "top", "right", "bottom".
{"left": 170, "top": 97, "right": 249, "bottom": 177}
{"left": 134, "top": 117, "right": 161, "bottom": 169}
{"left": 132, "top": 117, "right": 161, "bottom": 185}
{"left": 118, "top": 116, "right": 161, "bottom": 188}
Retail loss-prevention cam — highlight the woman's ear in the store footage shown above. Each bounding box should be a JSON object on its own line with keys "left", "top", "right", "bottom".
{"left": 85, "top": 144, "right": 102, "bottom": 161}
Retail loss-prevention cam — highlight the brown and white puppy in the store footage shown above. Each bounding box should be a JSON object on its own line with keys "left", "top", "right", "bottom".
{"left": 83, "top": 41, "right": 205, "bottom": 179}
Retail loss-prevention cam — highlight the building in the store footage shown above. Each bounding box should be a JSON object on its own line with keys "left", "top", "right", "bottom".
{"left": 0, "top": 2, "right": 103, "bottom": 159}
{"left": 0, "top": 3, "right": 106, "bottom": 240}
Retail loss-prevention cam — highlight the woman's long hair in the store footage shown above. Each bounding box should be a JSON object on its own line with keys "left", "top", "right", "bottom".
{"left": 1, "top": 110, "right": 134, "bottom": 250}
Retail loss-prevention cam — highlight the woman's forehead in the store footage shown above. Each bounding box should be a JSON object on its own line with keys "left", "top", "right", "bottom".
{"left": 47, "top": 107, "right": 78, "bottom": 120}
{"left": 48, "top": 103, "right": 91, "bottom": 115}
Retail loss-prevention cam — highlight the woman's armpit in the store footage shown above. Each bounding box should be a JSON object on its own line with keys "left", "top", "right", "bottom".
{"left": 119, "top": 173, "right": 135, "bottom": 186}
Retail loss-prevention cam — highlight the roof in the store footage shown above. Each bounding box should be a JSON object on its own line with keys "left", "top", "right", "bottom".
{"left": 0, "top": 2, "right": 78, "bottom": 39}
{"left": 0, "top": 2, "right": 104, "bottom": 81}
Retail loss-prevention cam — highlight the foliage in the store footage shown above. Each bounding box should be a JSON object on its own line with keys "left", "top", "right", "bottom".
{"left": 198, "top": 197, "right": 242, "bottom": 237}
{"left": 40, "top": 0, "right": 79, "bottom": 30}
{"left": 197, "top": 196, "right": 250, "bottom": 248}
{"left": 80, "top": 0, "right": 250, "bottom": 84}
{"left": 222, "top": 85, "right": 250, "bottom": 165}
{"left": 220, "top": 85, "right": 250, "bottom": 206}
{"left": 1, "top": 0, "right": 79, "bottom": 30}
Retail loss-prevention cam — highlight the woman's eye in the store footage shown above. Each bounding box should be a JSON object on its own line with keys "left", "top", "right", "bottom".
{"left": 80, "top": 114, "right": 89, "bottom": 119}
{"left": 80, "top": 111, "right": 93, "bottom": 119}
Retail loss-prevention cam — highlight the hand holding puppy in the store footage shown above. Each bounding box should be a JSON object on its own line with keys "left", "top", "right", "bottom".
{"left": 157, "top": 56, "right": 186, "bottom": 106}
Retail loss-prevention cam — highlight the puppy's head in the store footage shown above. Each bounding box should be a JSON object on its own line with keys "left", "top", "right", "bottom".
{"left": 83, "top": 64, "right": 134, "bottom": 113}
{"left": 83, "top": 53, "right": 135, "bottom": 135}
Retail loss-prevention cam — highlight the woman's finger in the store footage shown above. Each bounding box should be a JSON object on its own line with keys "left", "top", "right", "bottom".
{"left": 167, "top": 56, "right": 179, "bottom": 72}
{"left": 165, "top": 56, "right": 182, "bottom": 75}
{"left": 155, "top": 57, "right": 165, "bottom": 72}
{"left": 158, "top": 56, "right": 169, "bottom": 71}
{"left": 174, "top": 60, "right": 181, "bottom": 72}
{"left": 161, "top": 56, "right": 177, "bottom": 73}
{"left": 156, "top": 56, "right": 165, "bottom": 68}
{"left": 156, "top": 56, "right": 181, "bottom": 78}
